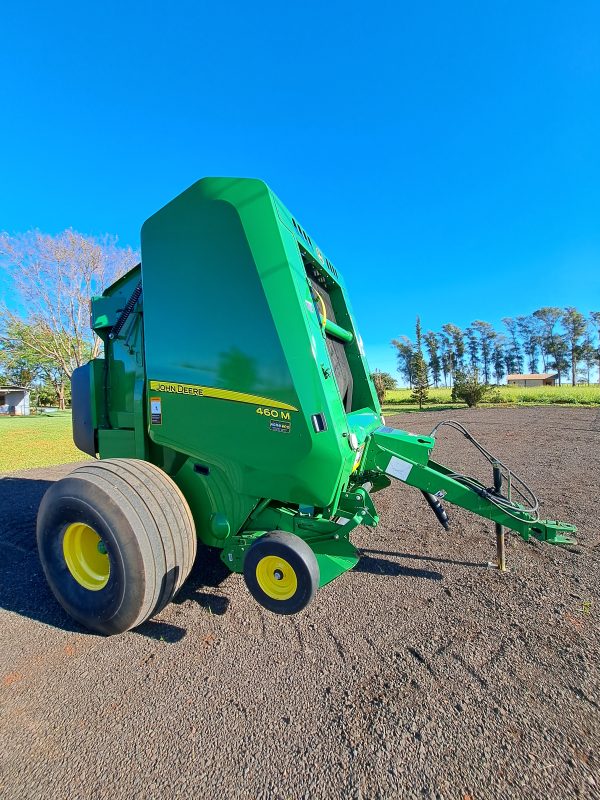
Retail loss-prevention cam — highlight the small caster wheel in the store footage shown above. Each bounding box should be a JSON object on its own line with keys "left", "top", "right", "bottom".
{"left": 243, "top": 531, "right": 319, "bottom": 615}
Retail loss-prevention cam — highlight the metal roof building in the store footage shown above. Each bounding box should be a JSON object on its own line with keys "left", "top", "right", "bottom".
{"left": 0, "top": 386, "right": 31, "bottom": 415}
{"left": 506, "top": 373, "right": 558, "bottom": 387}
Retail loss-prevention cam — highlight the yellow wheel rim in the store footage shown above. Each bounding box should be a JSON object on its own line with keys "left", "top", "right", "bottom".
{"left": 62, "top": 522, "right": 110, "bottom": 591}
{"left": 255, "top": 555, "right": 297, "bottom": 601}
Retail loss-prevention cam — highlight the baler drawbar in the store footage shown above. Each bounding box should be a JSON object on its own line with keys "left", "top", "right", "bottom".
{"left": 35, "top": 177, "right": 576, "bottom": 634}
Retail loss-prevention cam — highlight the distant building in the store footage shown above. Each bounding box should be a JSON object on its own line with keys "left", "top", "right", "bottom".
{"left": 0, "top": 386, "right": 31, "bottom": 415}
{"left": 506, "top": 373, "right": 558, "bottom": 387}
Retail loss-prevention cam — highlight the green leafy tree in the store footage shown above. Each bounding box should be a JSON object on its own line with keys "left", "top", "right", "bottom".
{"left": 472, "top": 321, "right": 496, "bottom": 384}
{"left": 370, "top": 371, "right": 397, "bottom": 403}
{"left": 590, "top": 312, "right": 600, "bottom": 383}
{"left": 371, "top": 371, "right": 386, "bottom": 404}
{"left": 562, "top": 307, "right": 588, "bottom": 387}
{"left": 423, "top": 331, "right": 441, "bottom": 387}
{"left": 442, "top": 324, "right": 465, "bottom": 378}
{"left": 580, "top": 330, "right": 596, "bottom": 384}
{"left": 452, "top": 369, "right": 489, "bottom": 407}
{"left": 550, "top": 336, "right": 570, "bottom": 386}
{"left": 439, "top": 334, "right": 453, "bottom": 387}
{"left": 504, "top": 346, "right": 518, "bottom": 377}
{"left": 410, "top": 317, "right": 429, "bottom": 409}
{"left": 492, "top": 336, "right": 506, "bottom": 383}
{"left": 533, "top": 307, "right": 564, "bottom": 382}
{"left": 502, "top": 317, "right": 524, "bottom": 374}
{"left": 0, "top": 319, "right": 71, "bottom": 406}
{"left": 391, "top": 335, "right": 415, "bottom": 387}
{"left": 465, "top": 327, "right": 480, "bottom": 374}
{"left": 374, "top": 371, "right": 398, "bottom": 390}
{"left": 0, "top": 323, "right": 41, "bottom": 387}
{"left": 516, "top": 315, "right": 541, "bottom": 374}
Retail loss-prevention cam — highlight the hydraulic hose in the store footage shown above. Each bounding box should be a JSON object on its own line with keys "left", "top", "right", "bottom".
{"left": 428, "top": 419, "right": 540, "bottom": 523}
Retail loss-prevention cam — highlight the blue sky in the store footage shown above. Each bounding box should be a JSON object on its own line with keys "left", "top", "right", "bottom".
{"left": 1, "top": 1, "right": 598, "bottom": 376}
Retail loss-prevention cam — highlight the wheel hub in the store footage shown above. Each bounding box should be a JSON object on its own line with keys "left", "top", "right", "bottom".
{"left": 62, "top": 522, "right": 110, "bottom": 591}
{"left": 255, "top": 555, "right": 297, "bottom": 600}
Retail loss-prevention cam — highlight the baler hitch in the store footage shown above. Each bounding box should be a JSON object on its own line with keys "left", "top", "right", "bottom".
{"left": 361, "top": 420, "right": 576, "bottom": 568}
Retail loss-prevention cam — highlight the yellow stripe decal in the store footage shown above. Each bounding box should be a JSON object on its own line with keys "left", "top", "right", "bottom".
{"left": 148, "top": 380, "right": 298, "bottom": 412}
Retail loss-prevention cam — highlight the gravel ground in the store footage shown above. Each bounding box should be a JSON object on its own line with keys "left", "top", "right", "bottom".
{"left": 0, "top": 407, "right": 598, "bottom": 800}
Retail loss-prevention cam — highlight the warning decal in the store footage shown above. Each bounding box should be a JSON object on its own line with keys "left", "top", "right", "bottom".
{"left": 150, "top": 397, "right": 162, "bottom": 425}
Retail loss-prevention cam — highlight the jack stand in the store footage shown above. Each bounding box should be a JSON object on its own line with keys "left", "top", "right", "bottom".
{"left": 488, "top": 462, "right": 508, "bottom": 572}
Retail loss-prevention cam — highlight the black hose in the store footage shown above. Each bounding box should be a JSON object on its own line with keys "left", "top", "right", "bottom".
{"left": 421, "top": 491, "right": 450, "bottom": 530}
{"left": 428, "top": 419, "right": 539, "bottom": 521}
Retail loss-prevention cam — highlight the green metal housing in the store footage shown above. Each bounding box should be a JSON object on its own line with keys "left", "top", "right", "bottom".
{"left": 75, "top": 177, "right": 576, "bottom": 594}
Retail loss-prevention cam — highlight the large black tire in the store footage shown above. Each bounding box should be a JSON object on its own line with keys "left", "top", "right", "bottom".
{"left": 243, "top": 531, "right": 319, "bottom": 615}
{"left": 37, "top": 458, "right": 197, "bottom": 635}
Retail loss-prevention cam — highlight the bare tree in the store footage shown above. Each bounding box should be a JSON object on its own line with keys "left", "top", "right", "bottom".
{"left": 0, "top": 230, "right": 138, "bottom": 408}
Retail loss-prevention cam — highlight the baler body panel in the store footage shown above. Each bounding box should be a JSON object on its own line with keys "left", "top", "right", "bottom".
{"left": 90, "top": 178, "right": 382, "bottom": 545}
{"left": 140, "top": 179, "right": 380, "bottom": 513}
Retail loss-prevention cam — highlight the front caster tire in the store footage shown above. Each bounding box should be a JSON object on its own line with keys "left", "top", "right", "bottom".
{"left": 243, "top": 531, "right": 319, "bottom": 615}
{"left": 36, "top": 459, "right": 196, "bottom": 635}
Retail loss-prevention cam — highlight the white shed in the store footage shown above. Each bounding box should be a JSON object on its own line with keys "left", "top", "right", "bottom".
{"left": 506, "top": 373, "right": 558, "bottom": 387}
{"left": 0, "top": 386, "right": 31, "bottom": 415}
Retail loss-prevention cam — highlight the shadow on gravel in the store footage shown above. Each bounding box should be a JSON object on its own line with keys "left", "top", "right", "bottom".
{"left": 361, "top": 548, "right": 487, "bottom": 569}
{"left": 354, "top": 554, "right": 443, "bottom": 580}
{"left": 174, "top": 545, "right": 231, "bottom": 615}
{"left": 0, "top": 477, "right": 84, "bottom": 631}
{"left": 0, "top": 476, "right": 226, "bottom": 637}
{"left": 135, "top": 619, "right": 188, "bottom": 642}
{"left": 0, "top": 476, "right": 53, "bottom": 553}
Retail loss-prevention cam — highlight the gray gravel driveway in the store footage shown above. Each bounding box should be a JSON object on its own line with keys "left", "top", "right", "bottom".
{"left": 1, "top": 407, "right": 598, "bottom": 799}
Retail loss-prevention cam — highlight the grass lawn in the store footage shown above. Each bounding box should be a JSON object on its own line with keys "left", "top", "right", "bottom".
{"left": 0, "top": 412, "right": 89, "bottom": 472}
{"left": 384, "top": 402, "right": 465, "bottom": 413}
{"left": 384, "top": 384, "right": 600, "bottom": 412}
{"left": 1, "top": 384, "right": 599, "bottom": 471}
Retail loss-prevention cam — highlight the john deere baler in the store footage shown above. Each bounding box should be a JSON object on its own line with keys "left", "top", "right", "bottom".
{"left": 36, "top": 178, "right": 576, "bottom": 634}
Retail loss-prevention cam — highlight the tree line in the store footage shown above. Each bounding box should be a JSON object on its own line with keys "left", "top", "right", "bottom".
{"left": 392, "top": 308, "right": 600, "bottom": 388}
{"left": 0, "top": 230, "right": 138, "bottom": 408}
